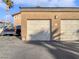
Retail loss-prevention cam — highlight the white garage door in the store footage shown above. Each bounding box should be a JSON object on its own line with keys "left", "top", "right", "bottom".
{"left": 61, "top": 20, "right": 79, "bottom": 41}
{"left": 27, "top": 20, "right": 50, "bottom": 41}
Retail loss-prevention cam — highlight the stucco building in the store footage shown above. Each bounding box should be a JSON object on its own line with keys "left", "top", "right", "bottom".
{"left": 13, "top": 7, "right": 79, "bottom": 42}
{"left": 13, "top": 12, "right": 21, "bottom": 30}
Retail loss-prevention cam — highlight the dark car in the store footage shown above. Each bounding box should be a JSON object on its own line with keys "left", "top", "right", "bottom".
{"left": 1, "top": 26, "right": 15, "bottom": 36}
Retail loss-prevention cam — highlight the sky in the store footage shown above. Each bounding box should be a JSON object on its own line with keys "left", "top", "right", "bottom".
{"left": 0, "top": 0, "right": 79, "bottom": 23}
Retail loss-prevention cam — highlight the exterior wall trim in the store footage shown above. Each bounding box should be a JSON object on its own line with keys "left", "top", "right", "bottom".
{"left": 20, "top": 7, "right": 79, "bottom": 12}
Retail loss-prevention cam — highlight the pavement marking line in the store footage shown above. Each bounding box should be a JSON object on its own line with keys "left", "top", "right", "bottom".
{"left": 54, "top": 42, "right": 69, "bottom": 48}
{"left": 42, "top": 42, "right": 57, "bottom": 50}
{"left": 58, "top": 47, "right": 79, "bottom": 56}
{"left": 54, "top": 42, "right": 79, "bottom": 56}
{"left": 42, "top": 42, "right": 79, "bottom": 56}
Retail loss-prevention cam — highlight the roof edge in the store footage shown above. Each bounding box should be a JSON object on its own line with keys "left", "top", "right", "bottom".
{"left": 12, "top": 12, "right": 21, "bottom": 16}
{"left": 20, "top": 7, "right": 79, "bottom": 12}
{"left": 20, "top": 7, "right": 79, "bottom": 9}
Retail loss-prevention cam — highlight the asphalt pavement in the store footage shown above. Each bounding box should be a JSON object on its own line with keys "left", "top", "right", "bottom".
{"left": 0, "top": 36, "right": 79, "bottom": 59}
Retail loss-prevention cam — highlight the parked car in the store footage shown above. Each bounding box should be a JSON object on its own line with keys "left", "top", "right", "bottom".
{"left": 1, "top": 26, "right": 15, "bottom": 36}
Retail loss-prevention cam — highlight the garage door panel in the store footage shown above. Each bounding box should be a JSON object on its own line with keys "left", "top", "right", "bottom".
{"left": 27, "top": 20, "right": 50, "bottom": 41}
{"left": 61, "top": 20, "right": 79, "bottom": 41}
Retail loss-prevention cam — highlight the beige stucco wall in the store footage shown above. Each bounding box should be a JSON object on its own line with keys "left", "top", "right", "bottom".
{"left": 13, "top": 14, "right": 21, "bottom": 29}
{"left": 19, "top": 8, "right": 79, "bottom": 41}
{"left": 21, "top": 12, "right": 60, "bottom": 41}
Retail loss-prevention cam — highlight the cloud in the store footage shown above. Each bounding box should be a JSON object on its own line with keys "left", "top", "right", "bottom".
{"left": 12, "top": 0, "right": 76, "bottom": 7}
{"left": 0, "top": 0, "right": 77, "bottom": 8}
{"left": 56, "top": 0, "right": 75, "bottom": 7}
{"left": 0, "top": 0, "right": 2, "bottom": 2}
{"left": 0, "top": 3, "right": 6, "bottom": 9}
{"left": 0, "top": 0, "right": 7, "bottom": 9}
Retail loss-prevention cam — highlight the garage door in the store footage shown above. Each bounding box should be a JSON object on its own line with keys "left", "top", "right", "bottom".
{"left": 61, "top": 20, "right": 79, "bottom": 41}
{"left": 27, "top": 20, "right": 50, "bottom": 41}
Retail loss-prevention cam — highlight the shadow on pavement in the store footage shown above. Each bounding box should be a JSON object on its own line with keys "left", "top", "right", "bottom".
{"left": 28, "top": 41, "right": 78, "bottom": 59}
{"left": 26, "top": 28, "right": 79, "bottom": 59}
{"left": 11, "top": 29, "right": 79, "bottom": 59}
